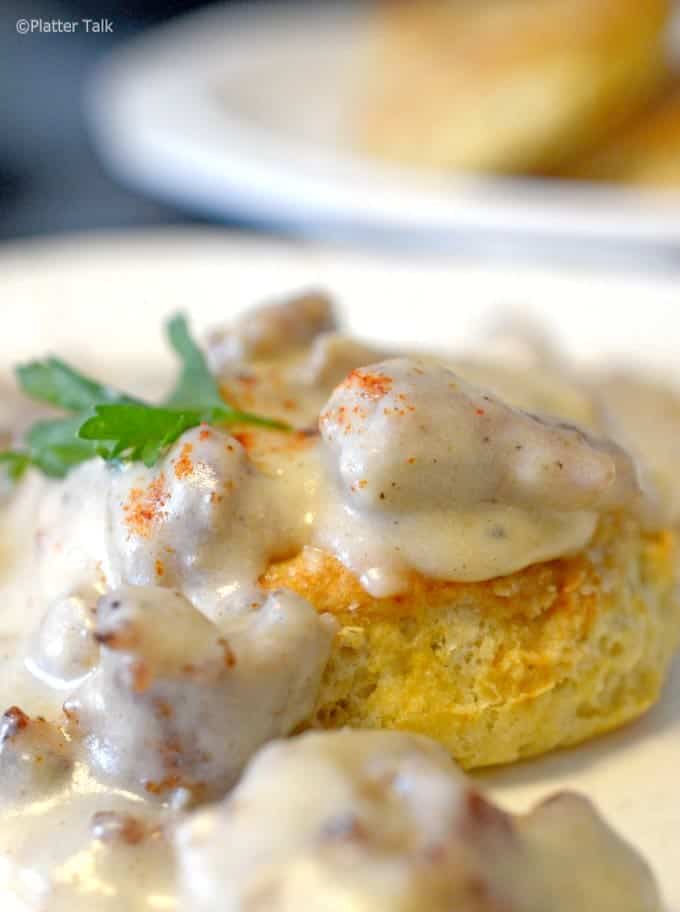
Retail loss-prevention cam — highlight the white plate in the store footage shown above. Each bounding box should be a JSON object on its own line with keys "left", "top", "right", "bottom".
{"left": 88, "top": 1, "right": 680, "bottom": 257}
{"left": 1, "top": 229, "right": 679, "bottom": 908}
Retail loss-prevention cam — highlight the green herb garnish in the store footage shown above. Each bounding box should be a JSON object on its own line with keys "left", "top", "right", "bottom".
{"left": 16, "top": 357, "right": 140, "bottom": 413}
{"left": 164, "top": 313, "right": 225, "bottom": 410}
{"left": 0, "top": 451, "right": 32, "bottom": 482}
{"left": 0, "top": 313, "right": 288, "bottom": 479}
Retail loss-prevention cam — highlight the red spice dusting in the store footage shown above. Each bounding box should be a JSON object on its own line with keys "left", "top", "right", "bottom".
{"left": 406, "top": 457, "right": 416, "bottom": 465}
{"left": 130, "top": 660, "right": 152, "bottom": 694}
{"left": 346, "top": 368, "right": 393, "bottom": 399}
{"left": 124, "top": 474, "right": 169, "bottom": 539}
{"left": 199, "top": 426, "right": 212, "bottom": 442}
{"left": 331, "top": 405, "right": 348, "bottom": 428}
{"left": 475, "top": 408, "right": 485, "bottom": 416}
{"left": 91, "top": 811, "right": 147, "bottom": 846}
{"left": 145, "top": 775, "right": 181, "bottom": 796}
{"left": 174, "top": 443, "right": 194, "bottom": 480}
{"left": 233, "top": 430, "right": 255, "bottom": 452}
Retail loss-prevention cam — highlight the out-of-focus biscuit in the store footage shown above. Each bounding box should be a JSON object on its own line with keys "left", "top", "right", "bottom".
{"left": 358, "top": 0, "right": 670, "bottom": 175}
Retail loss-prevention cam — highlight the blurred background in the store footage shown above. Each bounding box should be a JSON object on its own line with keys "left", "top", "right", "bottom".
{"left": 3, "top": 0, "right": 680, "bottom": 259}
{"left": 1, "top": 0, "right": 220, "bottom": 240}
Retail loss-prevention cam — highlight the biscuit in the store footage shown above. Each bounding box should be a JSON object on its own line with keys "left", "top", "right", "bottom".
{"left": 569, "top": 86, "right": 680, "bottom": 186}
{"left": 358, "top": 0, "right": 669, "bottom": 174}
{"left": 263, "top": 514, "right": 679, "bottom": 768}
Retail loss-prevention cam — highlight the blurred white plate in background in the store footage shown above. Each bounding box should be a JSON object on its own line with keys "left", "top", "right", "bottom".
{"left": 0, "top": 228, "right": 679, "bottom": 907}
{"left": 87, "top": 1, "right": 680, "bottom": 259}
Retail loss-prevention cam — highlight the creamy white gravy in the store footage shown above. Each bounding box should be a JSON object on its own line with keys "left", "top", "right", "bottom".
{"left": 176, "top": 730, "right": 661, "bottom": 912}
{"left": 315, "top": 357, "right": 643, "bottom": 595}
{"left": 0, "top": 293, "right": 669, "bottom": 909}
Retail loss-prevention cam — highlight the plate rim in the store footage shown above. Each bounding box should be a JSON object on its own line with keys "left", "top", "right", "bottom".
{"left": 86, "top": 0, "right": 680, "bottom": 250}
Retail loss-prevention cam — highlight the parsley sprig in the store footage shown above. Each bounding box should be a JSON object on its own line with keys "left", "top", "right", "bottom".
{"left": 0, "top": 313, "right": 287, "bottom": 480}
